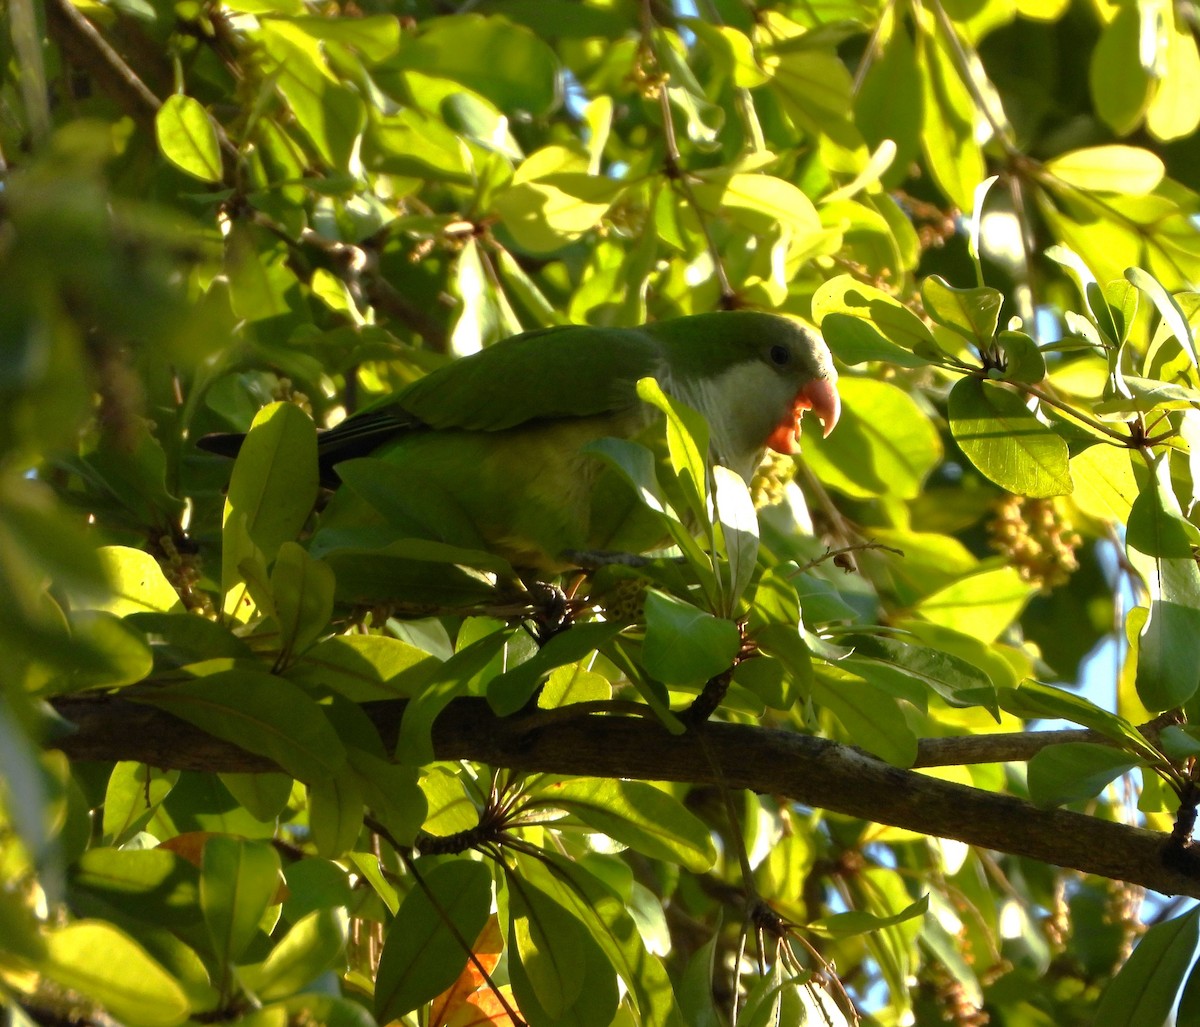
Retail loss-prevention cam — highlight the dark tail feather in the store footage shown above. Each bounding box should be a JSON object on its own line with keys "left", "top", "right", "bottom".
{"left": 195, "top": 431, "right": 246, "bottom": 458}
{"left": 196, "top": 426, "right": 379, "bottom": 487}
{"left": 198, "top": 407, "right": 416, "bottom": 485}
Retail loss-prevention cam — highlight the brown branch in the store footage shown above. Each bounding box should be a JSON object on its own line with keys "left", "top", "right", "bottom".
{"left": 913, "top": 723, "right": 1171, "bottom": 768}
{"left": 44, "top": 0, "right": 161, "bottom": 131}
{"left": 50, "top": 694, "right": 1200, "bottom": 898}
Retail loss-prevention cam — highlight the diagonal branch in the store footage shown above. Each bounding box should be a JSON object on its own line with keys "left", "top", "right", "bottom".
{"left": 44, "top": 0, "right": 161, "bottom": 131}
{"left": 50, "top": 694, "right": 1200, "bottom": 898}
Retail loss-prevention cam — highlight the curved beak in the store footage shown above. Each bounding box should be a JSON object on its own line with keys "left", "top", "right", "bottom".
{"left": 800, "top": 377, "right": 841, "bottom": 439}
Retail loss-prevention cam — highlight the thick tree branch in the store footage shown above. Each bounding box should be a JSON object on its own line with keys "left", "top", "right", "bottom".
{"left": 50, "top": 694, "right": 1200, "bottom": 898}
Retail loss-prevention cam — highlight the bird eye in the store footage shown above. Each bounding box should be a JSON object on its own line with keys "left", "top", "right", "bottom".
{"left": 769, "top": 344, "right": 790, "bottom": 366}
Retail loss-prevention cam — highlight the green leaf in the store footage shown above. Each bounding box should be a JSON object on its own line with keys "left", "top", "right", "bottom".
{"left": 307, "top": 773, "right": 364, "bottom": 859}
{"left": 1089, "top": 5, "right": 1154, "bottom": 135}
{"left": 1000, "top": 681, "right": 1157, "bottom": 759}
{"left": 494, "top": 174, "right": 623, "bottom": 254}
{"left": 769, "top": 48, "right": 857, "bottom": 148}
{"left": 286, "top": 633, "right": 441, "bottom": 702}
{"left": 488, "top": 621, "right": 624, "bottom": 716}
{"left": 155, "top": 94, "right": 222, "bottom": 183}
{"left": 248, "top": 907, "right": 349, "bottom": 1001}
{"left": 1026, "top": 742, "right": 1146, "bottom": 808}
{"left": 389, "top": 14, "right": 560, "bottom": 116}
{"left": 1125, "top": 462, "right": 1200, "bottom": 711}
{"left": 270, "top": 542, "right": 335, "bottom": 661}
{"left": 712, "top": 465, "right": 759, "bottom": 609}
{"left": 102, "top": 762, "right": 177, "bottom": 843}
{"left": 1146, "top": 18, "right": 1200, "bottom": 141}
{"left": 920, "top": 276, "right": 1002, "bottom": 349}
{"left": 536, "top": 777, "right": 716, "bottom": 872}
{"left": 320, "top": 544, "right": 504, "bottom": 607}
{"left": 346, "top": 750, "right": 426, "bottom": 847}
{"left": 287, "top": 14, "right": 400, "bottom": 62}
{"left": 839, "top": 633, "right": 997, "bottom": 713}
{"left": 1070, "top": 446, "right": 1138, "bottom": 523}
{"left": 809, "top": 894, "right": 929, "bottom": 937}
{"left": 635, "top": 377, "right": 710, "bottom": 529}
{"left": 95, "top": 546, "right": 184, "bottom": 617}
{"left": 1093, "top": 376, "right": 1200, "bottom": 416}
{"left": 718, "top": 173, "right": 822, "bottom": 236}
{"left": 132, "top": 668, "right": 347, "bottom": 782}
{"left": 679, "top": 919, "right": 722, "bottom": 1027}
{"left": 220, "top": 772, "right": 293, "bottom": 822}
{"left": 222, "top": 402, "right": 318, "bottom": 597}
{"left": 257, "top": 24, "right": 365, "bottom": 172}
{"left": 812, "top": 667, "right": 919, "bottom": 766}
{"left": 201, "top": 836, "right": 281, "bottom": 967}
{"left": 42, "top": 921, "right": 190, "bottom": 1027}
{"left": 819, "top": 313, "right": 933, "bottom": 368}
{"left": 642, "top": 590, "right": 740, "bottom": 686}
{"left": 507, "top": 870, "right": 620, "bottom": 1027}
{"left": 996, "top": 330, "right": 1047, "bottom": 384}
{"left": 1126, "top": 266, "right": 1198, "bottom": 369}
{"left": 397, "top": 628, "right": 513, "bottom": 765}
{"left": 1045, "top": 146, "right": 1165, "bottom": 194}
{"left": 69, "top": 847, "right": 201, "bottom": 928}
{"left": 687, "top": 21, "right": 771, "bottom": 88}
{"left": 1094, "top": 908, "right": 1200, "bottom": 1025}
{"left": 803, "top": 377, "right": 942, "bottom": 500}
{"left": 813, "top": 275, "right": 940, "bottom": 359}
{"left": 918, "top": 17, "right": 987, "bottom": 211}
{"left": 948, "top": 378, "right": 1073, "bottom": 497}
{"left": 373, "top": 858, "right": 492, "bottom": 1023}
{"left": 48, "top": 610, "right": 154, "bottom": 694}
{"left": 582, "top": 437, "right": 668, "bottom": 517}
{"left": 913, "top": 566, "right": 1035, "bottom": 642}
{"left": 509, "top": 876, "right": 587, "bottom": 1018}
{"left": 854, "top": 25, "right": 922, "bottom": 184}
{"left": 521, "top": 853, "right": 686, "bottom": 1027}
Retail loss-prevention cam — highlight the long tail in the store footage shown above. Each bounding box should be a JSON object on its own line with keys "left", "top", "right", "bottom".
{"left": 195, "top": 432, "right": 245, "bottom": 458}
{"left": 196, "top": 408, "right": 419, "bottom": 486}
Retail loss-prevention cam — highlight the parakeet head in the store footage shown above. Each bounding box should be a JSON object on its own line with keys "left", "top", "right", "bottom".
{"left": 649, "top": 311, "right": 840, "bottom": 480}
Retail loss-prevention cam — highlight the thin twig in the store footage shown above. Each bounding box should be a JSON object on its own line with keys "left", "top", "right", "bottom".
{"left": 639, "top": 0, "right": 737, "bottom": 306}
{"left": 367, "top": 816, "right": 528, "bottom": 1027}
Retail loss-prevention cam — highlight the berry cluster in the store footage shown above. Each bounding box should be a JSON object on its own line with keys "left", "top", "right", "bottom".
{"left": 987, "top": 495, "right": 1083, "bottom": 592}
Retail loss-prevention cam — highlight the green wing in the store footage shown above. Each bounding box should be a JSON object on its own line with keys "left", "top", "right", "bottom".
{"left": 313, "top": 324, "right": 666, "bottom": 472}
{"left": 395, "top": 324, "right": 665, "bottom": 430}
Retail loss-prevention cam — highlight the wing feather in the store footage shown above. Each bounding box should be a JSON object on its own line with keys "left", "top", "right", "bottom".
{"left": 394, "top": 324, "right": 666, "bottom": 431}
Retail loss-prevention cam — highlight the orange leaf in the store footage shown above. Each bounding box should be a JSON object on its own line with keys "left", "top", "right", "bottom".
{"left": 429, "top": 916, "right": 506, "bottom": 1026}
{"left": 446, "top": 989, "right": 520, "bottom": 1027}
{"left": 157, "top": 831, "right": 220, "bottom": 866}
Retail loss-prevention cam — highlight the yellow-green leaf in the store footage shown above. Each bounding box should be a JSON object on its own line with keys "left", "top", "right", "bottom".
{"left": 1045, "top": 146, "right": 1165, "bottom": 195}
{"left": 43, "top": 921, "right": 190, "bottom": 1027}
{"left": 155, "top": 95, "right": 222, "bottom": 184}
{"left": 948, "top": 378, "right": 1073, "bottom": 497}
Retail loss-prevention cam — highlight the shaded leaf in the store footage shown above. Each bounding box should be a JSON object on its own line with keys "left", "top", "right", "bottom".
{"left": 1027, "top": 742, "right": 1146, "bottom": 808}
{"left": 132, "top": 669, "right": 346, "bottom": 782}
{"left": 374, "top": 858, "right": 492, "bottom": 1022}
{"left": 536, "top": 777, "right": 716, "bottom": 872}
{"left": 642, "top": 590, "right": 739, "bottom": 686}
{"left": 1095, "top": 908, "right": 1200, "bottom": 1025}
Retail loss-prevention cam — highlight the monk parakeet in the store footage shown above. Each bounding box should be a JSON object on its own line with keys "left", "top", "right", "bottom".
{"left": 201, "top": 311, "right": 838, "bottom": 574}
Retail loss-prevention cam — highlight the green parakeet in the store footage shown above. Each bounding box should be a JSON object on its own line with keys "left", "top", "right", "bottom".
{"left": 201, "top": 311, "right": 838, "bottom": 575}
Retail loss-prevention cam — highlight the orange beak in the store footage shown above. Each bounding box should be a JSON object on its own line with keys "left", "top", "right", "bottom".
{"left": 801, "top": 377, "right": 841, "bottom": 439}
{"left": 766, "top": 377, "right": 841, "bottom": 454}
